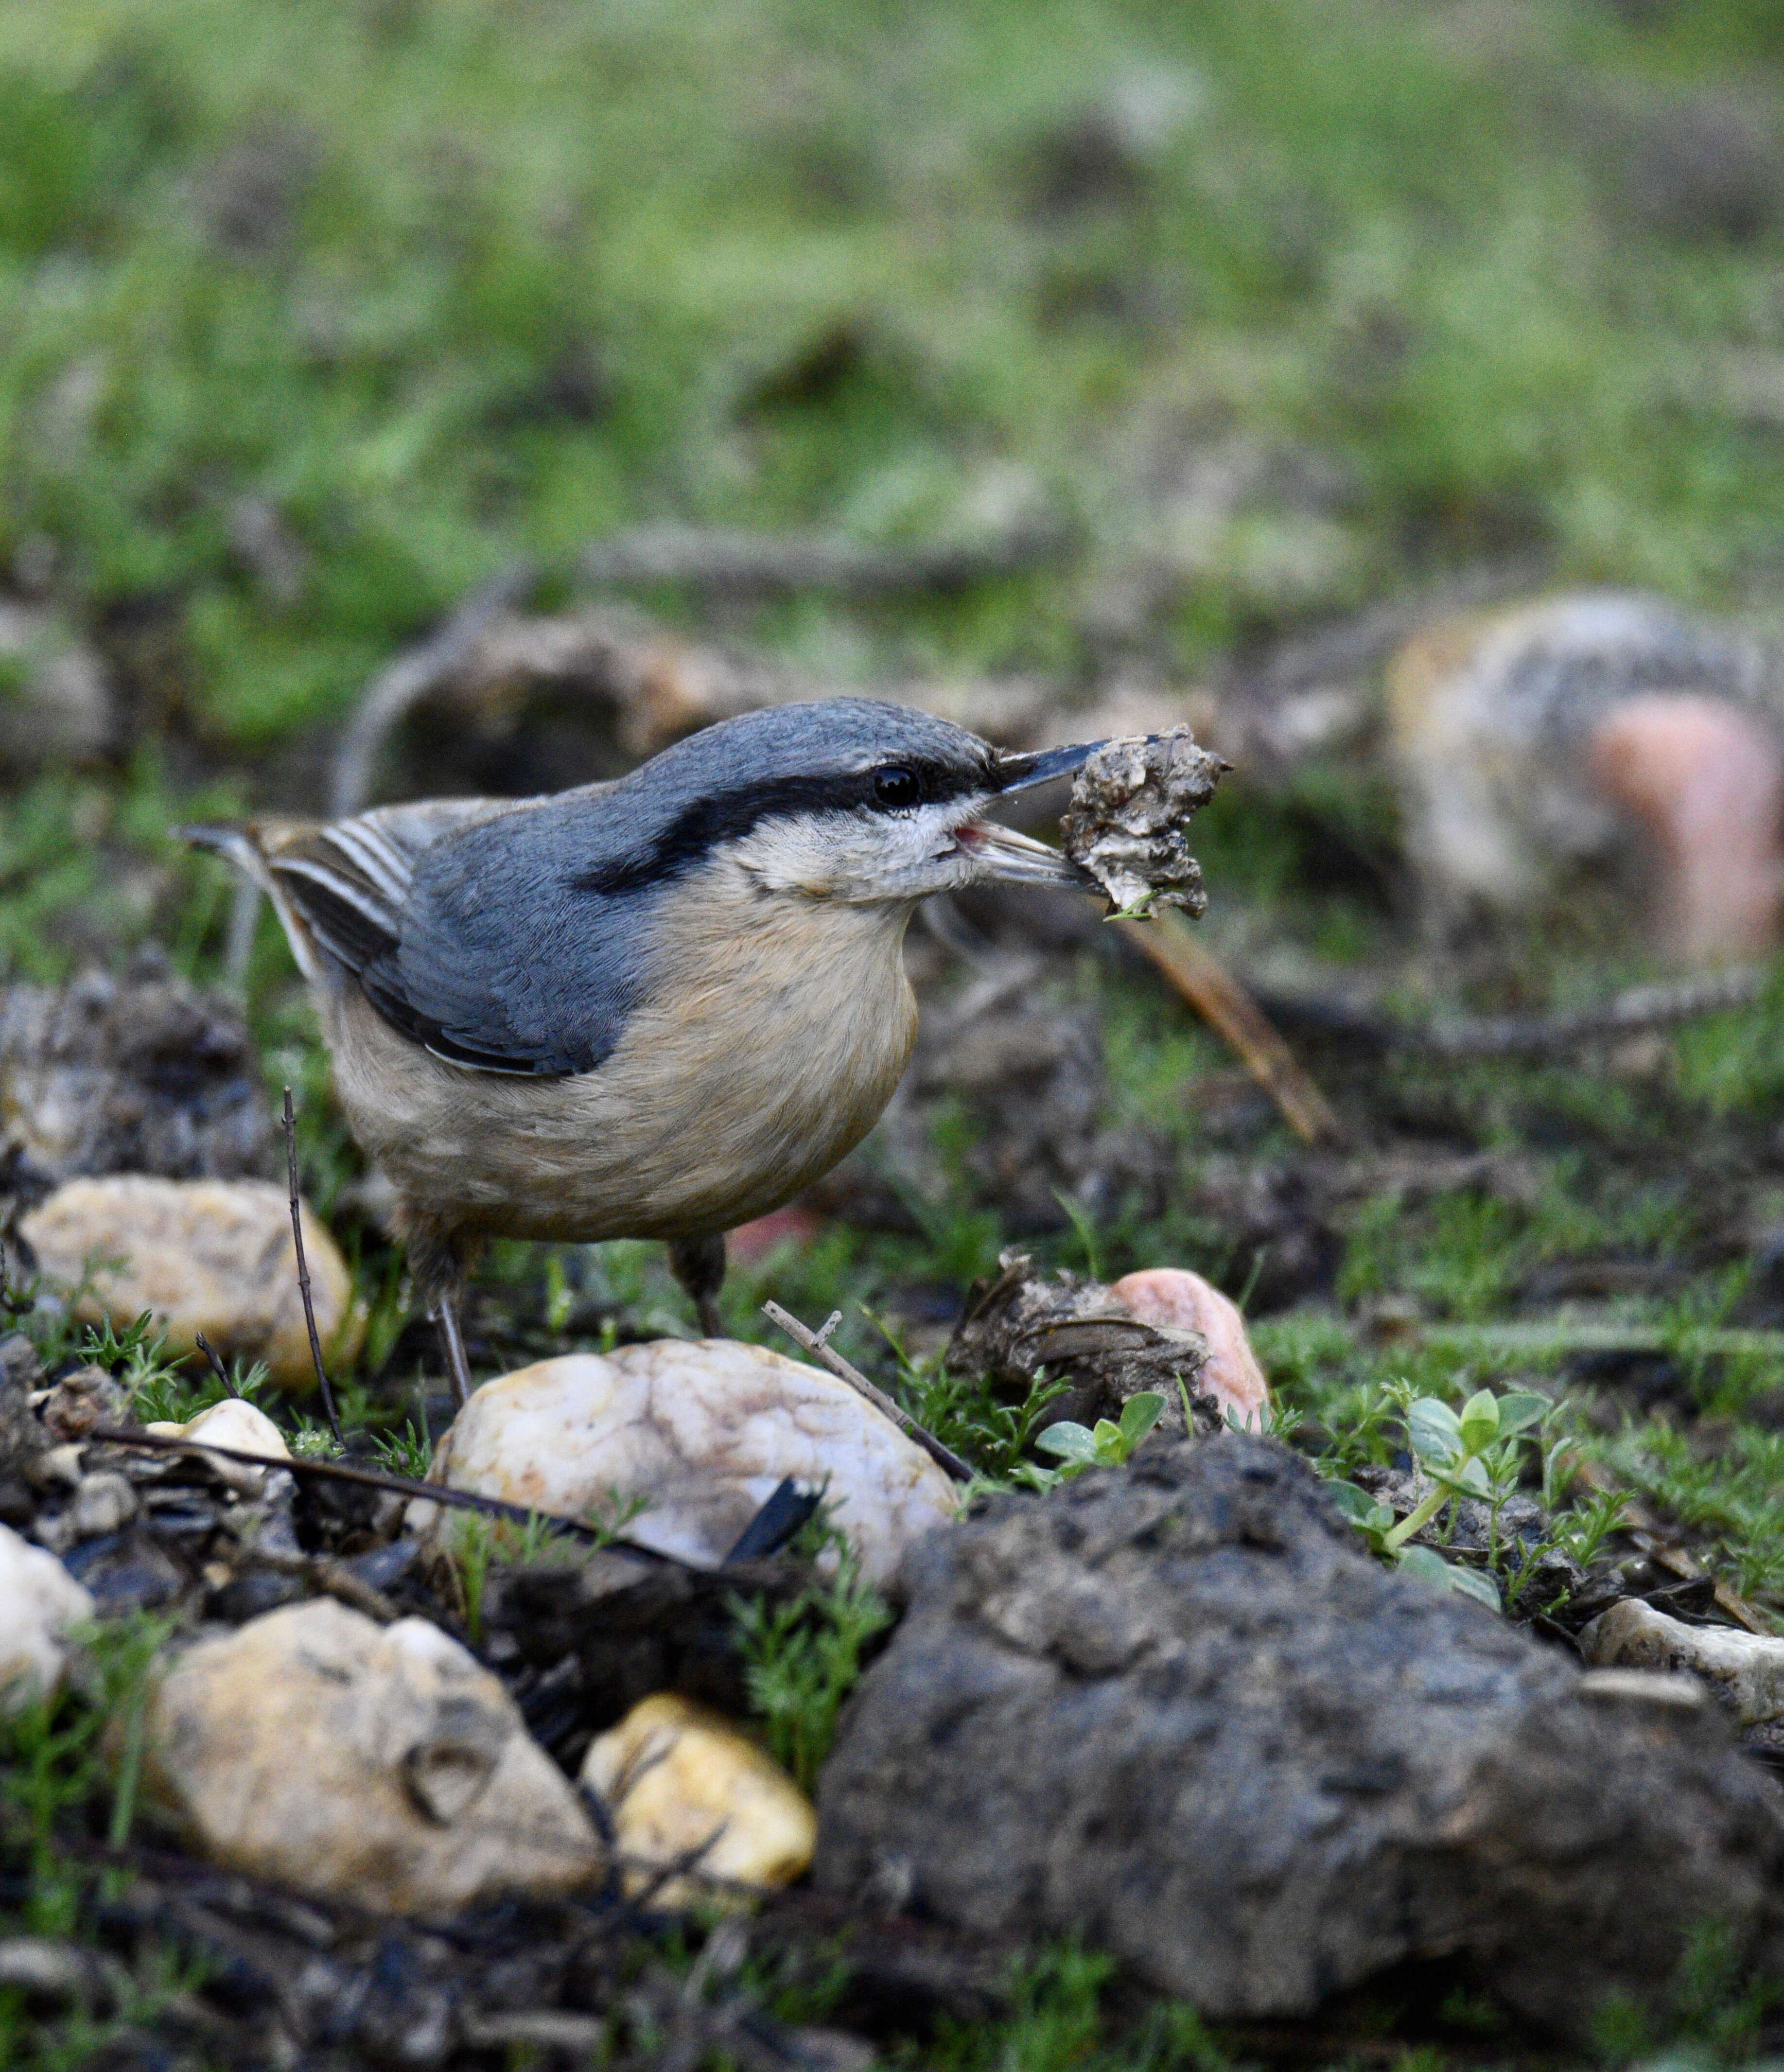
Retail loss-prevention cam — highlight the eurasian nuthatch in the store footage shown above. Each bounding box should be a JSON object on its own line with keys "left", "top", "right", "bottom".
{"left": 190, "top": 699, "right": 1105, "bottom": 1402}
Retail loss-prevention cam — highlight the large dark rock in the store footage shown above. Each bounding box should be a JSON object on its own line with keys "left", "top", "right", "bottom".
{"left": 814, "top": 1436, "right": 1784, "bottom": 2037}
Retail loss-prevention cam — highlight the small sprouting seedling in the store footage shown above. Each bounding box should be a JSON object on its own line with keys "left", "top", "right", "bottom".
{"left": 1329, "top": 1386, "right": 1552, "bottom": 1613}
{"left": 450, "top": 1491, "right": 651, "bottom": 1642}
{"left": 367, "top": 1418, "right": 433, "bottom": 1479}
{"left": 868, "top": 1310, "right": 1068, "bottom": 1486}
{"left": 132, "top": 1351, "right": 270, "bottom": 1428}
{"left": 730, "top": 1523, "right": 892, "bottom": 1793}
{"left": 1034, "top": 1391, "right": 1165, "bottom": 1477}
{"left": 287, "top": 1416, "right": 341, "bottom": 1459}
{"left": 1558, "top": 1484, "right": 1630, "bottom": 1571}
{"left": 1052, "top": 1190, "right": 1106, "bottom": 1282}
{"left": 74, "top": 1307, "right": 179, "bottom": 1411}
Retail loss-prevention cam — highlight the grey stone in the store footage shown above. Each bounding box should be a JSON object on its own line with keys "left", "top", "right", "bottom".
{"left": 815, "top": 1435, "right": 1784, "bottom": 2037}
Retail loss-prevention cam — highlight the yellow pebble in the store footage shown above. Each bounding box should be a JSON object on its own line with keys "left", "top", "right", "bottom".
{"left": 581, "top": 1692, "right": 816, "bottom": 1906}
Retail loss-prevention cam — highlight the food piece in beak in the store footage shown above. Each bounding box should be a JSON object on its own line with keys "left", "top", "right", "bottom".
{"left": 955, "top": 819, "right": 1088, "bottom": 888}
{"left": 1061, "top": 727, "right": 1227, "bottom": 915}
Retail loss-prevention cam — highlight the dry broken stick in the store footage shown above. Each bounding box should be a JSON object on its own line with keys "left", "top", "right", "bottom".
{"left": 87, "top": 1422, "right": 673, "bottom": 1555}
{"left": 192, "top": 1333, "right": 240, "bottom": 1400}
{"left": 762, "top": 1300, "right": 973, "bottom": 1484}
{"left": 1054, "top": 726, "right": 1344, "bottom": 1147}
{"left": 330, "top": 562, "right": 542, "bottom": 815}
{"left": 576, "top": 521, "right": 1065, "bottom": 600}
{"left": 1120, "top": 912, "right": 1347, "bottom": 1150}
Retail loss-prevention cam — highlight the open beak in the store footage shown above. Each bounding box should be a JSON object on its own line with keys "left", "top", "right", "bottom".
{"left": 953, "top": 819, "right": 1088, "bottom": 888}
{"left": 992, "top": 739, "right": 1108, "bottom": 794}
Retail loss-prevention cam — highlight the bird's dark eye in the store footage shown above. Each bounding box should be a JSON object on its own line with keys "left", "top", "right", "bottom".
{"left": 873, "top": 766, "right": 921, "bottom": 810}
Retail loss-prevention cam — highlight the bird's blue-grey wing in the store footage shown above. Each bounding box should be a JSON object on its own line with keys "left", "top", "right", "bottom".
{"left": 267, "top": 790, "right": 651, "bottom": 1076}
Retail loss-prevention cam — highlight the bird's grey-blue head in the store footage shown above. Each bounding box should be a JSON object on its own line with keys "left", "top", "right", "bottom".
{"left": 556, "top": 697, "right": 1096, "bottom": 906}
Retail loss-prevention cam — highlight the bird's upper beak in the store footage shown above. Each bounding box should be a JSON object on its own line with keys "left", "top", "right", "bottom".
{"left": 951, "top": 737, "right": 1111, "bottom": 888}
{"left": 992, "top": 739, "right": 1108, "bottom": 793}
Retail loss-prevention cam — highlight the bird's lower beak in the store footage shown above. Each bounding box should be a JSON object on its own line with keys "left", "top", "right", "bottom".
{"left": 954, "top": 819, "right": 1088, "bottom": 888}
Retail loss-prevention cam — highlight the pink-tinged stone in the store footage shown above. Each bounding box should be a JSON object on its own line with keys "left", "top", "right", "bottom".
{"left": 1110, "top": 1269, "right": 1270, "bottom": 1428}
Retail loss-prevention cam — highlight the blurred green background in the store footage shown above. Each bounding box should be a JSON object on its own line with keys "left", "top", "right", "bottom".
{"left": 3, "top": 0, "right": 1784, "bottom": 758}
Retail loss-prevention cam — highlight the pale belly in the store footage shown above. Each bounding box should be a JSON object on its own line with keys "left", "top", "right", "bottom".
{"left": 322, "top": 893, "right": 919, "bottom": 1244}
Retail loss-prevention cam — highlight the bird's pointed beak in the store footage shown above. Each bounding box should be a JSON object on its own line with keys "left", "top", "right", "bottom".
{"left": 953, "top": 819, "right": 1088, "bottom": 888}
{"left": 992, "top": 739, "right": 1108, "bottom": 793}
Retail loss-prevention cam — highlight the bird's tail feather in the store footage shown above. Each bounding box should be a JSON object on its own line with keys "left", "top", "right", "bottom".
{"left": 179, "top": 821, "right": 324, "bottom": 983}
{"left": 179, "top": 822, "right": 270, "bottom": 885}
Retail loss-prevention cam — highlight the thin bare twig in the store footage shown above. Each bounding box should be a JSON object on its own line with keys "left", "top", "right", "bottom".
{"left": 761, "top": 1299, "right": 972, "bottom": 1483}
{"left": 575, "top": 521, "right": 1064, "bottom": 600}
{"left": 87, "top": 1422, "right": 672, "bottom": 1556}
{"left": 192, "top": 1333, "right": 240, "bottom": 1399}
{"left": 282, "top": 1087, "right": 343, "bottom": 1447}
{"left": 243, "top": 1544, "right": 401, "bottom": 1624}
{"left": 1259, "top": 964, "right": 1768, "bottom": 1063}
{"left": 1414, "top": 966, "right": 1767, "bottom": 1060}
{"left": 1118, "top": 911, "right": 1347, "bottom": 1149}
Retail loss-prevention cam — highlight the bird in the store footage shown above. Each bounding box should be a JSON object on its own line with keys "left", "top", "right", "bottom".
{"left": 188, "top": 699, "right": 1105, "bottom": 1405}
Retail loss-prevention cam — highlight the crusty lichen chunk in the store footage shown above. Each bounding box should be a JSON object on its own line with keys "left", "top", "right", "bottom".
{"left": 1060, "top": 726, "right": 1226, "bottom": 916}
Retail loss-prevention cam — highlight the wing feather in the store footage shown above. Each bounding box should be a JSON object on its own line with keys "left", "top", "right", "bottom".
{"left": 252, "top": 789, "right": 642, "bottom": 1077}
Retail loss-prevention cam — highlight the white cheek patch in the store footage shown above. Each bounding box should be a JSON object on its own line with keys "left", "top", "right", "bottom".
{"left": 729, "top": 800, "right": 983, "bottom": 899}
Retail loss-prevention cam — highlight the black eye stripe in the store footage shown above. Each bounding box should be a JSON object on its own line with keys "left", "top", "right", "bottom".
{"left": 570, "top": 755, "right": 991, "bottom": 898}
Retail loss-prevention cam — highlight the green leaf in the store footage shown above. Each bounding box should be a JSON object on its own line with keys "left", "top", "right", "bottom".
{"left": 1406, "top": 1397, "right": 1462, "bottom": 1464}
{"left": 1091, "top": 1418, "right": 1124, "bottom": 1452}
{"left": 1455, "top": 1455, "right": 1492, "bottom": 1496}
{"left": 1394, "top": 1545, "right": 1456, "bottom": 1589}
{"left": 1325, "top": 1479, "right": 1382, "bottom": 1521}
{"left": 1036, "top": 1422, "right": 1098, "bottom": 1462}
{"left": 1119, "top": 1392, "right": 1165, "bottom": 1442}
{"left": 1445, "top": 1563, "right": 1504, "bottom": 1612}
{"left": 1457, "top": 1388, "right": 1500, "bottom": 1452}
{"left": 1396, "top": 1544, "right": 1503, "bottom": 1612}
{"left": 1495, "top": 1391, "right": 1551, "bottom": 1436}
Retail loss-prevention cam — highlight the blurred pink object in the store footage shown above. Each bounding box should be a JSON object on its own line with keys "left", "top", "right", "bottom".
{"left": 1586, "top": 693, "right": 1784, "bottom": 964}
{"left": 727, "top": 1204, "right": 824, "bottom": 1266}
{"left": 1110, "top": 1268, "right": 1270, "bottom": 1429}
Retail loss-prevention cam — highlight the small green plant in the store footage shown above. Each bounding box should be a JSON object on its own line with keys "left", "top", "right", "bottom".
{"left": 450, "top": 1492, "right": 650, "bottom": 1642}
{"left": 731, "top": 1531, "right": 892, "bottom": 1793}
{"left": 0, "top": 1613, "right": 172, "bottom": 1937}
{"left": 1592, "top": 1918, "right": 1778, "bottom": 2068}
{"left": 1329, "top": 1385, "right": 1553, "bottom": 1613}
{"left": 367, "top": 1417, "right": 434, "bottom": 1479}
{"left": 924, "top": 1942, "right": 1238, "bottom": 2072}
{"left": 870, "top": 1311, "right": 1068, "bottom": 1483}
{"left": 1034, "top": 1391, "right": 1165, "bottom": 1477}
{"left": 140, "top": 1351, "right": 272, "bottom": 1429}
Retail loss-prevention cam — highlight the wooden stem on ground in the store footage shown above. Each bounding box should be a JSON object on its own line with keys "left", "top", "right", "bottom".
{"left": 282, "top": 1087, "right": 343, "bottom": 1447}
{"left": 192, "top": 1333, "right": 240, "bottom": 1399}
{"left": 1117, "top": 911, "right": 1347, "bottom": 1149}
{"left": 87, "top": 1423, "right": 662, "bottom": 1554}
{"left": 762, "top": 1299, "right": 974, "bottom": 1483}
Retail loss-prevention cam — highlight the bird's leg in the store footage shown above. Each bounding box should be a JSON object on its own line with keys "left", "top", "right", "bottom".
{"left": 434, "top": 1289, "right": 475, "bottom": 1411}
{"left": 402, "top": 1211, "right": 478, "bottom": 1410}
{"left": 667, "top": 1232, "right": 728, "bottom": 1338}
